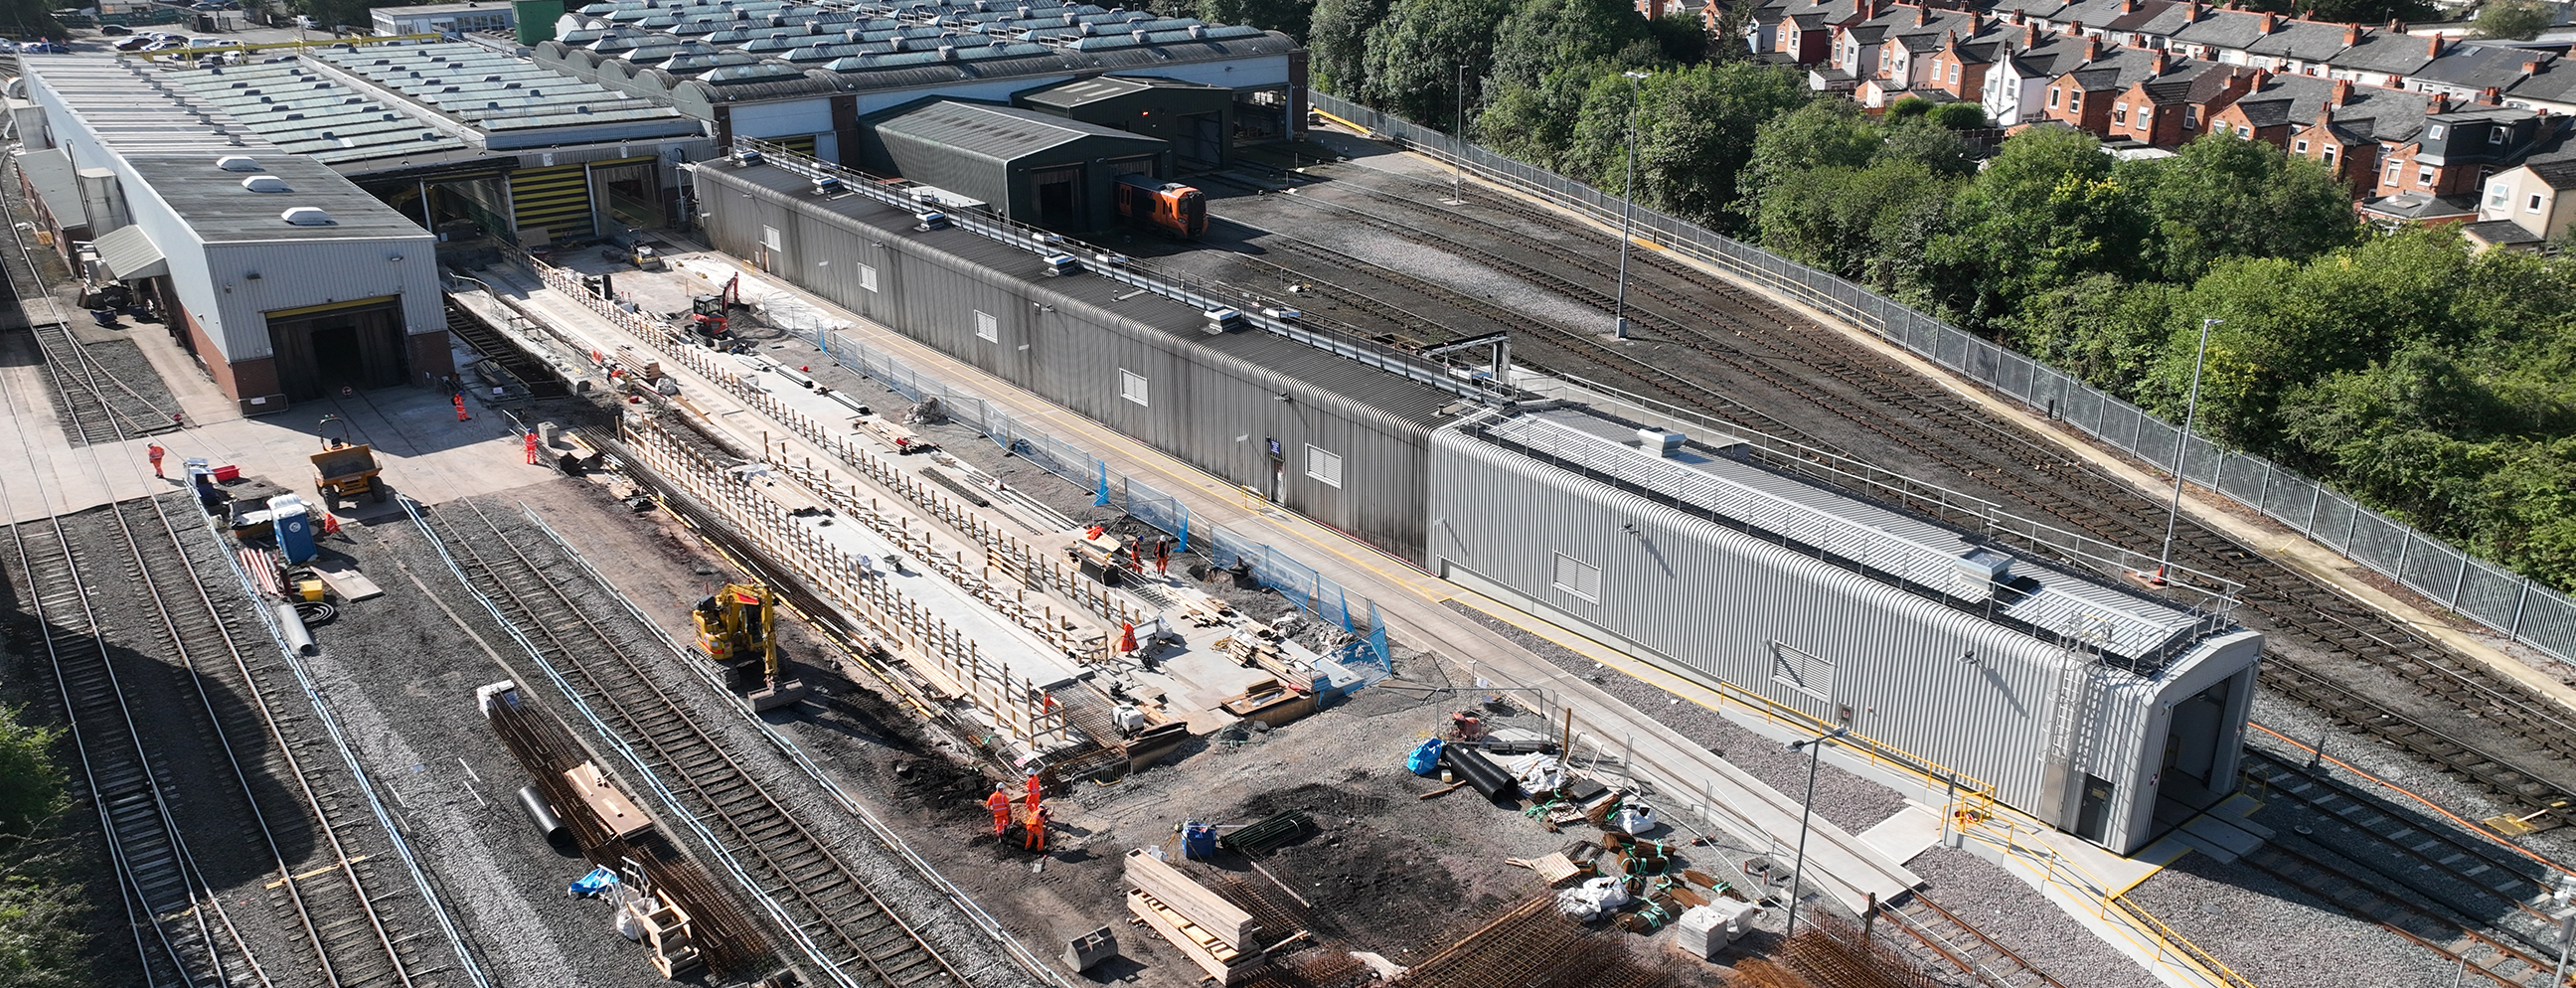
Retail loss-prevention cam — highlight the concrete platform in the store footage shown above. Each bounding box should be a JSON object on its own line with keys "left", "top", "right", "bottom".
{"left": 1856, "top": 804, "right": 1945, "bottom": 867}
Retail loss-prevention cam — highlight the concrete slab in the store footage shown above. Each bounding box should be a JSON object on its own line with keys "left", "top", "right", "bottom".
{"left": 1856, "top": 804, "right": 1945, "bottom": 867}
{"left": 1157, "top": 646, "right": 1272, "bottom": 712}
{"left": 309, "top": 557, "right": 386, "bottom": 601}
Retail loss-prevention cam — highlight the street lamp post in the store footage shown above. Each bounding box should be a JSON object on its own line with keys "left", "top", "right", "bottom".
{"left": 1612, "top": 70, "right": 1650, "bottom": 340}
{"left": 1452, "top": 63, "right": 1467, "bottom": 203}
{"left": 2147, "top": 317, "right": 2221, "bottom": 585}
{"left": 1782, "top": 725, "right": 1851, "bottom": 940}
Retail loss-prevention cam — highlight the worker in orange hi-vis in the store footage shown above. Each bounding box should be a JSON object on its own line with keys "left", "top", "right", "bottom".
{"left": 984, "top": 783, "right": 1012, "bottom": 837}
{"left": 1118, "top": 621, "right": 1138, "bottom": 654}
{"left": 1025, "top": 803, "right": 1052, "bottom": 853}
{"left": 1154, "top": 535, "right": 1174, "bottom": 575}
{"left": 452, "top": 394, "right": 471, "bottom": 421}
{"left": 1024, "top": 773, "right": 1043, "bottom": 822}
{"left": 146, "top": 442, "right": 166, "bottom": 479}
{"left": 524, "top": 431, "right": 540, "bottom": 464}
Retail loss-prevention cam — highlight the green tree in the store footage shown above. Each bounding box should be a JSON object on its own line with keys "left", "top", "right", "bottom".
{"left": 1197, "top": 0, "right": 1316, "bottom": 38}
{"left": 1887, "top": 95, "right": 1935, "bottom": 119}
{"left": 1928, "top": 101, "right": 1990, "bottom": 130}
{"left": 1754, "top": 160, "right": 1963, "bottom": 281}
{"left": 1479, "top": 64, "right": 1605, "bottom": 168}
{"left": 1922, "top": 127, "right": 2150, "bottom": 326}
{"left": 2141, "top": 132, "right": 2362, "bottom": 282}
{"left": 2474, "top": 0, "right": 2554, "bottom": 40}
{"left": 2003, "top": 273, "right": 2181, "bottom": 396}
{"left": 1736, "top": 99, "right": 1881, "bottom": 215}
{"left": 1489, "top": 0, "right": 1656, "bottom": 90}
{"left": 1647, "top": 11, "right": 1711, "bottom": 65}
{"left": 1361, "top": 0, "right": 1517, "bottom": 122}
{"left": 0, "top": 703, "right": 87, "bottom": 988}
{"left": 1310, "top": 0, "right": 1389, "bottom": 95}
{"left": 1568, "top": 62, "right": 1807, "bottom": 227}
{"left": 1871, "top": 119, "right": 1979, "bottom": 178}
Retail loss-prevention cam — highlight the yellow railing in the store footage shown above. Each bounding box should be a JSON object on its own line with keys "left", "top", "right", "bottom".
{"left": 1963, "top": 819, "right": 2259, "bottom": 988}
{"left": 1713, "top": 679, "right": 1998, "bottom": 806}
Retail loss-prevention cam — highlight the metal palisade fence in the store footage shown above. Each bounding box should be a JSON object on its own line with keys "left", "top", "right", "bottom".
{"left": 816, "top": 327, "right": 1395, "bottom": 675}
{"left": 1308, "top": 91, "right": 2576, "bottom": 668}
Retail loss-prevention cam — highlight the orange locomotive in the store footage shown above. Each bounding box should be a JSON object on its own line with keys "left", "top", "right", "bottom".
{"left": 1114, "top": 174, "right": 1208, "bottom": 239}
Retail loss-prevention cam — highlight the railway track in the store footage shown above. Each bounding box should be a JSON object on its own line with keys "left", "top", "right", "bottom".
{"left": 1882, "top": 893, "right": 2069, "bottom": 988}
{"left": 2236, "top": 836, "right": 2557, "bottom": 985}
{"left": 1212, "top": 158, "right": 2576, "bottom": 821}
{"left": 419, "top": 497, "right": 976, "bottom": 988}
{"left": 20, "top": 318, "right": 181, "bottom": 444}
{"left": 0, "top": 152, "right": 473, "bottom": 987}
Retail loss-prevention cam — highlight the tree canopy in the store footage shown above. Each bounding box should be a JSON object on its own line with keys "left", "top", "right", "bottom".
{"left": 0, "top": 702, "right": 87, "bottom": 988}
{"left": 2474, "top": 0, "right": 2554, "bottom": 40}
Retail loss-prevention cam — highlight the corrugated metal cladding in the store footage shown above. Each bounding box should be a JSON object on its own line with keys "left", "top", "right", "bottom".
{"left": 1427, "top": 413, "right": 2263, "bottom": 855}
{"left": 694, "top": 160, "right": 1458, "bottom": 562}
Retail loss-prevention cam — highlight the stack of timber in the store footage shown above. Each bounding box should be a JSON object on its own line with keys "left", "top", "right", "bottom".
{"left": 1126, "top": 849, "right": 1262, "bottom": 984}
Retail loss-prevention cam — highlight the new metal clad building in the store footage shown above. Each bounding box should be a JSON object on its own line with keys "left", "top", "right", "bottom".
{"left": 856, "top": 100, "right": 1169, "bottom": 231}
{"left": 695, "top": 155, "right": 1454, "bottom": 561}
{"left": 1428, "top": 404, "right": 2261, "bottom": 854}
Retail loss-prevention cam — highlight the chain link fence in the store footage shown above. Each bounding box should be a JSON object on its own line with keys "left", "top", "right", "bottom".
{"left": 1311, "top": 92, "right": 2576, "bottom": 668}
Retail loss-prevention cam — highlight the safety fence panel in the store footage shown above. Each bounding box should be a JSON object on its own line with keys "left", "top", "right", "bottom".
{"left": 1308, "top": 90, "right": 2576, "bottom": 668}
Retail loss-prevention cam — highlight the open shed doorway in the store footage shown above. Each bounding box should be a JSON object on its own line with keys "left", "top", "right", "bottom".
{"left": 266, "top": 298, "right": 406, "bottom": 402}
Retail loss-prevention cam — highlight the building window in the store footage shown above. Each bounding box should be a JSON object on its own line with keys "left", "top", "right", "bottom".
{"left": 1771, "top": 642, "right": 1837, "bottom": 703}
{"left": 1306, "top": 444, "right": 1343, "bottom": 488}
{"left": 975, "top": 309, "right": 998, "bottom": 342}
{"left": 2492, "top": 127, "right": 2510, "bottom": 144}
{"left": 2531, "top": 193, "right": 2548, "bottom": 214}
{"left": 2322, "top": 146, "right": 2337, "bottom": 168}
{"left": 2494, "top": 182, "right": 2516, "bottom": 208}
{"left": 2295, "top": 139, "right": 2310, "bottom": 153}
{"left": 2235, "top": 125, "right": 2250, "bottom": 137}
{"left": 2428, "top": 123, "right": 2446, "bottom": 140}
{"left": 2385, "top": 161, "right": 2404, "bottom": 185}
{"left": 1119, "top": 369, "right": 1148, "bottom": 407}
{"left": 860, "top": 263, "right": 878, "bottom": 292}
{"left": 1948, "top": 64, "right": 1960, "bottom": 83}
{"left": 2186, "top": 107, "right": 2200, "bottom": 129}
{"left": 2114, "top": 103, "right": 2128, "bottom": 124}
{"left": 1551, "top": 552, "right": 1602, "bottom": 601}
{"left": 761, "top": 226, "right": 781, "bottom": 250}
{"left": 2049, "top": 86, "right": 2062, "bottom": 108}
{"left": 2136, "top": 105, "right": 2151, "bottom": 128}
{"left": 2069, "top": 92, "right": 2081, "bottom": 111}
{"left": 2417, "top": 165, "right": 2436, "bottom": 187}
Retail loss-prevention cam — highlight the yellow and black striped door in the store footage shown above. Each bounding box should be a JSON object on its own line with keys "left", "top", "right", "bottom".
{"left": 510, "top": 163, "right": 593, "bottom": 243}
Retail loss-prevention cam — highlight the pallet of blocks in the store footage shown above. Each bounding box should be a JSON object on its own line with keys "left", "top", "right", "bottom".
{"left": 1124, "top": 849, "right": 1261, "bottom": 984}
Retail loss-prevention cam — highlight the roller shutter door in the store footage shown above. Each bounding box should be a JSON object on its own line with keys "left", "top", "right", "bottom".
{"left": 510, "top": 163, "right": 593, "bottom": 243}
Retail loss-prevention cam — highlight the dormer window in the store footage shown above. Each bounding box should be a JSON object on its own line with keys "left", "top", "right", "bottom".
{"left": 2429, "top": 123, "right": 2447, "bottom": 140}
{"left": 2491, "top": 127, "right": 2509, "bottom": 144}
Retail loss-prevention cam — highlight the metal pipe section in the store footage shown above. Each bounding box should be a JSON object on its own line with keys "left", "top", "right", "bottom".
{"left": 516, "top": 784, "right": 566, "bottom": 842}
{"left": 272, "top": 600, "right": 317, "bottom": 657}
{"left": 1442, "top": 745, "right": 1514, "bottom": 800}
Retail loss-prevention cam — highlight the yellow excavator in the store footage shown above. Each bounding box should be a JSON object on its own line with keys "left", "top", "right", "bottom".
{"left": 692, "top": 582, "right": 809, "bottom": 712}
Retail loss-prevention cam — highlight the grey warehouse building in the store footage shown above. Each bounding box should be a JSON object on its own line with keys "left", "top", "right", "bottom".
{"left": 1427, "top": 405, "right": 2262, "bottom": 855}
{"left": 855, "top": 100, "right": 1170, "bottom": 231}
{"left": 694, "top": 152, "right": 1456, "bottom": 562}
{"left": 691, "top": 146, "right": 2263, "bottom": 857}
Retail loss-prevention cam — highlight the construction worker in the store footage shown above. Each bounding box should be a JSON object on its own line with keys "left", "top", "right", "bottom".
{"left": 524, "top": 431, "right": 540, "bottom": 464}
{"left": 146, "top": 442, "right": 166, "bottom": 479}
{"left": 984, "top": 783, "right": 1012, "bottom": 838}
{"left": 1025, "top": 803, "right": 1051, "bottom": 853}
{"left": 1118, "top": 621, "right": 1137, "bottom": 655}
{"left": 1154, "top": 535, "right": 1174, "bottom": 575}
{"left": 1024, "top": 773, "right": 1043, "bottom": 823}
{"left": 452, "top": 394, "right": 472, "bottom": 421}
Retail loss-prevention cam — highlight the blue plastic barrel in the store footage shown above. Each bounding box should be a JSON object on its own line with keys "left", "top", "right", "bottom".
{"left": 1182, "top": 821, "right": 1217, "bottom": 860}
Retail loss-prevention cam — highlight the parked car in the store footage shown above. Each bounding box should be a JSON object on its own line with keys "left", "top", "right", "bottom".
{"left": 17, "top": 40, "right": 67, "bottom": 53}
{"left": 99, "top": 23, "right": 132, "bottom": 34}
{"left": 112, "top": 36, "right": 153, "bottom": 50}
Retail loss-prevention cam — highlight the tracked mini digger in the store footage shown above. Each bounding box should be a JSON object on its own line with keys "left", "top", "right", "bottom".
{"left": 691, "top": 582, "right": 809, "bottom": 711}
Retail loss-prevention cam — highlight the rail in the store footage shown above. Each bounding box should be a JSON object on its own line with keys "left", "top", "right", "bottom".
{"left": 1310, "top": 90, "right": 2576, "bottom": 671}
{"left": 513, "top": 505, "right": 1079, "bottom": 988}
{"left": 203, "top": 513, "right": 495, "bottom": 988}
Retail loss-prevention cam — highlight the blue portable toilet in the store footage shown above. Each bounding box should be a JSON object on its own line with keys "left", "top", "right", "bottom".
{"left": 269, "top": 494, "right": 317, "bottom": 564}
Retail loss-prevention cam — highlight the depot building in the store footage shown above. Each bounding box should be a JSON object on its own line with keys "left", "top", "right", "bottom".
{"left": 16, "top": 56, "right": 451, "bottom": 412}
